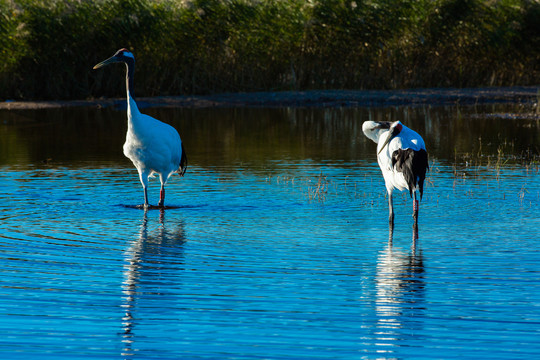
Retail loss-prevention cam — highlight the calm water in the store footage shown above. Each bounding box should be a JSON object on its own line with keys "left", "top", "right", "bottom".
{"left": 0, "top": 103, "right": 539, "bottom": 359}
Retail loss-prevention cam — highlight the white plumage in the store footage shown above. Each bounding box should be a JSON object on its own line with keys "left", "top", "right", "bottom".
{"left": 363, "top": 120, "right": 428, "bottom": 228}
{"left": 94, "top": 49, "right": 187, "bottom": 208}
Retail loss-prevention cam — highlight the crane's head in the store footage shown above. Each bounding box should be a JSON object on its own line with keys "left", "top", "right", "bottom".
{"left": 93, "top": 48, "right": 134, "bottom": 69}
{"left": 362, "top": 121, "right": 392, "bottom": 144}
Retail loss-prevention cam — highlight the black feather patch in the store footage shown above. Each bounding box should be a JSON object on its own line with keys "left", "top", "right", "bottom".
{"left": 179, "top": 142, "right": 188, "bottom": 177}
{"left": 391, "top": 149, "right": 429, "bottom": 198}
{"left": 375, "top": 121, "right": 392, "bottom": 129}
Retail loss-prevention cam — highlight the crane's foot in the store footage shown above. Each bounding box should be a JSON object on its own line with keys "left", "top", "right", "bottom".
{"left": 131, "top": 203, "right": 150, "bottom": 210}
{"left": 131, "top": 203, "right": 155, "bottom": 210}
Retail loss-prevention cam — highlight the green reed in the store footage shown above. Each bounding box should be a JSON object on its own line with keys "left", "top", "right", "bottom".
{"left": 1, "top": 0, "right": 539, "bottom": 100}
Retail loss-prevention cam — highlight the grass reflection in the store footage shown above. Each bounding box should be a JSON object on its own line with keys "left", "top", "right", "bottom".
{"left": 0, "top": 103, "right": 537, "bottom": 171}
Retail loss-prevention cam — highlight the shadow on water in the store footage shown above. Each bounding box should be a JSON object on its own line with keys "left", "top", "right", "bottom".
{"left": 122, "top": 204, "right": 183, "bottom": 210}
{"left": 374, "top": 225, "right": 425, "bottom": 352}
{"left": 121, "top": 209, "right": 186, "bottom": 358}
{"left": 120, "top": 204, "right": 205, "bottom": 210}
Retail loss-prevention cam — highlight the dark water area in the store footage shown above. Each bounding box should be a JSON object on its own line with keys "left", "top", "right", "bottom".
{"left": 0, "top": 103, "right": 539, "bottom": 359}
{"left": 1, "top": 104, "right": 538, "bottom": 167}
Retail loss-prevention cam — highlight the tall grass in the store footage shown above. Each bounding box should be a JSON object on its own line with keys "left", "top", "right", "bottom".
{"left": 1, "top": 0, "right": 539, "bottom": 100}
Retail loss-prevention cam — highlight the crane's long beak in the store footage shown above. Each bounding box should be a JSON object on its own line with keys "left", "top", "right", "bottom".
{"left": 377, "top": 134, "right": 394, "bottom": 155}
{"left": 377, "top": 123, "right": 403, "bottom": 155}
{"left": 93, "top": 56, "right": 119, "bottom": 70}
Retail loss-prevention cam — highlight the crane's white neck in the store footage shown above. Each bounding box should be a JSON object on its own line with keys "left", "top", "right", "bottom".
{"left": 125, "top": 62, "right": 134, "bottom": 96}
{"left": 124, "top": 59, "right": 139, "bottom": 118}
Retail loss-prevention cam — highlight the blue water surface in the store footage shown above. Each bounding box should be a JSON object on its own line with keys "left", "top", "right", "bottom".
{"left": 0, "top": 105, "right": 539, "bottom": 359}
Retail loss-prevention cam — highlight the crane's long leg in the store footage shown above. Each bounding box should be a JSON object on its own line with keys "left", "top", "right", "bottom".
{"left": 143, "top": 186, "right": 149, "bottom": 207}
{"left": 158, "top": 183, "right": 165, "bottom": 208}
{"left": 388, "top": 190, "right": 394, "bottom": 227}
{"left": 158, "top": 175, "right": 166, "bottom": 208}
{"left": 138, "top": 170, "right": 150, "bottom": 208}
{"left": 413, "top": 191, "right": 419, "bottom": 230}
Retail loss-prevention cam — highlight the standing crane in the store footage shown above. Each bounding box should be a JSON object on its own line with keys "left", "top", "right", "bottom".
{"left": 93, "top": 49, "right": 187, "bottom": 208}
{"left": 362, "top": 121, "right": 429, "bottom": 229}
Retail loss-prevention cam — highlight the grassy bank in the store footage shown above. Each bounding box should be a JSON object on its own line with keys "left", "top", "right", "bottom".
{"left": 1, "top": 0, "right": 539, "bottom": 100}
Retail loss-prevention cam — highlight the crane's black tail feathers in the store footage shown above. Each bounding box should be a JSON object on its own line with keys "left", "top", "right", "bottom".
{"left": 179, "top": 143, "right": 188, "bottom": 177}
{"left": 391, "top": 148, "right": 429, "bottom": 199}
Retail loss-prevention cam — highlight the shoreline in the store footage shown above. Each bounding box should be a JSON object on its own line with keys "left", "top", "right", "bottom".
{"left": 0, "top": 86, "right": 537, "bottom": 110}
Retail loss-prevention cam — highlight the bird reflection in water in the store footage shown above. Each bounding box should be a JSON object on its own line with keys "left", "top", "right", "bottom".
{"left": 373, "top": 226, "right": 425, "bottom": 354}
{"left": 121, "top": 209, "right": 186, "bottom": 358}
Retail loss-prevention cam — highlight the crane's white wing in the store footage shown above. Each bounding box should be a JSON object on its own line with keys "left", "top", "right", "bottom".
{"left": 124, "top": 113, "right": 182, "bottom": 179}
